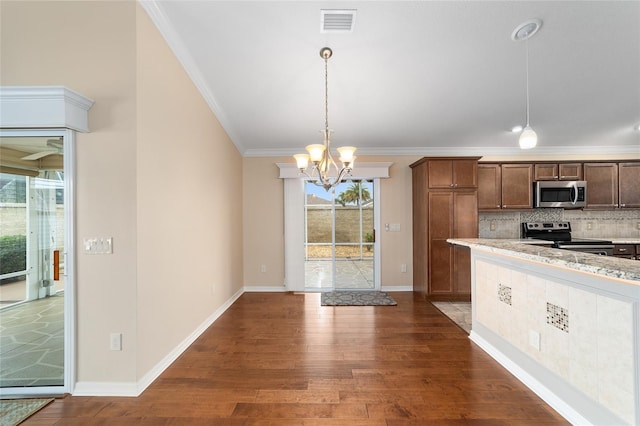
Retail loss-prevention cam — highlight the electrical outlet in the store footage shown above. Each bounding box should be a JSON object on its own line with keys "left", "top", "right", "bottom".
{"left": 401, "top": 264, "right": 407, "bottom": 273}
{"left": 490, "top": 222, "right": 496, "bottom": 231}
{"left": 586, "top": 222, "right": 593, "bottom": 230}
{"left": 260, "top": 264, "right": 267, "bottom": 273}
{"left": 637, "top": 222, "right": 640, "bottom": 230}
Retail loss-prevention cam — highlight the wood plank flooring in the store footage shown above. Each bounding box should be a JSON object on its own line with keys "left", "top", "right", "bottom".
{"left": 25, "top": 292, "right": 568, "bottom": 425}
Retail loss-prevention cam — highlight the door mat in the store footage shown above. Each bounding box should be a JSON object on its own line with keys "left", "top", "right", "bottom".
{"left": 321, "top": 291, "right": 397, "bottom": 306}
{"left": 0, "top": 398, "right": 54, "bottom": 426}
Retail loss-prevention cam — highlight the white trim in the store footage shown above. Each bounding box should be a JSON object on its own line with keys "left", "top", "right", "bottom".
{"left": 0, "top": 86, "right": 93, "bottom": 132}
{"left": 283, "top": 179, "right": 305, "bottom": 292}
{"left": 139, "top": 1, "right": 244, "bottom": 154}
{"left": 0, "top": 128, "right": 74, "bottom": 398}
{"left": 63, "top": 129, "right": 77, "bottom": 394}
{"left": 72, "top": 381, "right": 139, "bottom": 398}
{"left": 244, "top": 286, "right": 288, "bottom": 292}
{"left": 380, "top": 286, "right": 413, "bottom": 292}
{"left": 73, "top": 287, "right": 245, "bottom": 397}
{"left": 277, "top": 162, "right": 392, "bottom": 179}
{"left": 252, "top": 145, "right": 640, "bottom": 158}
{"left": 470, "top": 331, "right": 593, "bottom": 426}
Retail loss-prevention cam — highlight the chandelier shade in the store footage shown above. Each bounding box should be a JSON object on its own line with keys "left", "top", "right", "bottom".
{"left": 293, "top": 47, "right": 356, "bottom": 191}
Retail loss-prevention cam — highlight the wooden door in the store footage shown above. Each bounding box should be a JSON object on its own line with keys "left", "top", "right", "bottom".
{"left": 452, "top": 192, "right": 477, "bottom": 295}
{"left": 619, "top": 163, "right": 640, "bottom": 208}
{"left": 428, "top": 160, "right": 453, "bottom": 188}
{"left": 559, "top": 163, "right": 583, "bottom": 180}
{"left": 501, "top": 164, "right": 533, "bottom": 209}
{"left": 534, "top": 164, "right": 558, "bottom": 180}
{"left": 584, "top": 163, "right": 618, "bottom": 208}
{"left": 428, "top": 192, "right": 453, "bottom": 295}
{"left": 452, "top": 160, "right": 478, "bottom": 188}
{"left": 478, "top": 164, "right": 501, "bottom": 210}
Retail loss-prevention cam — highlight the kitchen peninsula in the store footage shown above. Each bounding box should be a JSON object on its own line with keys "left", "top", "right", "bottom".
{"left": 447, "top": 238, "right": 640, "bottom": 426}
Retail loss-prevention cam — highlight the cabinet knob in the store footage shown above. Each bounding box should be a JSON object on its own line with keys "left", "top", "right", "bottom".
{"left": 619, "top": 248, "right": 628, "bottom": 252}
{"left": 555, "top": 176, "right": 559, "bottom": 178}
{"left": 621, "top": 204, "right": 626, "bottom": 207}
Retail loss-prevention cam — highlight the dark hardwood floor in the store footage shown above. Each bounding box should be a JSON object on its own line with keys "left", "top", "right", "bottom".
{"left": 26, "top": 292, "right": 568, "bottom": 425}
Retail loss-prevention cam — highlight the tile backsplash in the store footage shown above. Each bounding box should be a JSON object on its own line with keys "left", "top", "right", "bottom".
{"left": 479, "top": 209, "right": 640, "bottom": 239}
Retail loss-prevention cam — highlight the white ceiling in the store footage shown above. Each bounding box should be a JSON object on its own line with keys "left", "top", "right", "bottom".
{"left": 142, "top": 1, "right": 640, "bottom": 157}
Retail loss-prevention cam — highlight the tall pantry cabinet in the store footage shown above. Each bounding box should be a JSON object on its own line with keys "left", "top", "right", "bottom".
{"left": 410, "top": 157, "right": 479, "bottom": 301}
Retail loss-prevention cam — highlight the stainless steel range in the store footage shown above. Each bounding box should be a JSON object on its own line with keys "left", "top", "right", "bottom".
{"left": 521, "top": 221, "right": 614, "bottom": 256}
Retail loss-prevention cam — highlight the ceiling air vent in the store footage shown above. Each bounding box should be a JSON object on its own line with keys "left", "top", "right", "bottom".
{"left": 321, "top": 9, "right": 356, "bottom": 33}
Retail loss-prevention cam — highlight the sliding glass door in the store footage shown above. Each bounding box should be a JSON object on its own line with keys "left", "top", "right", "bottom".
{"left": 304, "top": 180, "right": 375, "bottom": 290}
{"left": 0, "top": 133, "right": 69, "bottom": 394}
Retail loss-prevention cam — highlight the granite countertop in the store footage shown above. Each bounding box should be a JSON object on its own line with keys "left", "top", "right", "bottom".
{"left": 609, "top": 239, "right": 640, "bottom": 244}
{"left": 447, "top": 238, "right": 640, "bottom": 284}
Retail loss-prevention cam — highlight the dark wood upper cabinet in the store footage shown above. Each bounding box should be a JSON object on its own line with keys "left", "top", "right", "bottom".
{"left": 534, "top": 163, "right": 583, "bottom": 181}
{"left": 427, "top": 158, "right": 478, "bottom": 189}
{"left": 619, "top": 162, "right": 640, "bottom": 208}
{"left": 500, "top": 164, "right": 533, "bottom": 209}
{"left": 584, "top": 163, "right": 618, "bottom": 208}
{"left": 478, "top": 164, "right": 502, "bottom": 210}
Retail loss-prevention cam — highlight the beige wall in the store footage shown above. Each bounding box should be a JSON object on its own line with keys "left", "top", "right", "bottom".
{"left": 242, "top": 155, "right": 419, "bottom": 288}
{"left": 242, "top": 152, "right": 640, "bottom": 290}
{"left": 135, "top": 5, "right": 243, "bottom": 378}
{"left": 1, "top": 0, "right": 242, "bottom": 387}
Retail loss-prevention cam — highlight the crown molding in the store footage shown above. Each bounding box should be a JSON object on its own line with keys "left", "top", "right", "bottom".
{"left": 248, "top": 145, "right": 640, "bottom": 158}
{"left": 139, "top": 0, "right": 245, "bottom": 154}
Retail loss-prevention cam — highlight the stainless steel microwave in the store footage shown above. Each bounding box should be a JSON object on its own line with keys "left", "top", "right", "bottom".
{"left": 534, "top": 180, "right": 587, "bottom": 208}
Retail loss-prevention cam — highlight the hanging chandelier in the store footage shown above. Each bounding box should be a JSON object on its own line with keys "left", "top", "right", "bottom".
{"left": 512, "top": 19, "right": 542, "bottom": 150}
{"left": 293, "top": 47, "right": 356, "bottom": 191}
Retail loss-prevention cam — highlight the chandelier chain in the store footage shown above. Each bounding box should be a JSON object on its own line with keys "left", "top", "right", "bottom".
{"left": 324, "top": 53, "right": 329, "bottom": 138}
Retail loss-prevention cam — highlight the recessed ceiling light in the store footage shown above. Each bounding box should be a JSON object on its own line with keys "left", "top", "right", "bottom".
{"left": 511, "top": 125, "right": 523, "bottom": 133}
{"left": 511, "top": 19, "right": 542, "bottom": 41}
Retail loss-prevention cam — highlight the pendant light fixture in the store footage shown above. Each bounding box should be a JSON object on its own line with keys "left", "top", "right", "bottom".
{"left": 512, "top": 19, "right": 542, "bottom": 150}
{"left": 293, "top": 47, "right": 356, "bottom": 191}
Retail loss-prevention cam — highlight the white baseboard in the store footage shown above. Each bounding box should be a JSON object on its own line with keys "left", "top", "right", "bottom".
{"left": 73, "top": 287, "right": 245, "bottom": 397}
{"left": 244, "top": 285, "right": 287, "bottom": 292}
{"left": 73, "top": 381, "right": 138, "bottom": 397}
{"left": 381, "top": 286, "right": 413, "bottom": 292}
{"left": 470, "top": 330, "right": 593, "bottom": 426}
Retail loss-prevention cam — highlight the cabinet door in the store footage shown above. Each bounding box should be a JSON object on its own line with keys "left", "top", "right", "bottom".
{"left": 501, "top": 164, "right": 533, "bottom": 209}
{"left": 428, "top": 159, "right": 478, "bottom": 189}
{"left": 584, "top": 163, "right": 618, "bottom": 208}
{"left": 534, "top": 164, "right": 558, "bottom": 180}
{"left": 559, "top": 163, "right": 583, "bottom": 180}
{"left": 452, "top": 192, "right": 477, "bottom": 295}
{"left": 428, "top": 160, "right": 454, "bottom": 189}
{"left": 452, "top": 160, "right": 478, "bottom": 188}
{"left": 619, "top": 163, "right": 640, "bottom": 208}
{"left": 428, "top": 192, "right": 453, "bottom": 295}
{"left": 478, "top": 164, "right": 502, "bottom": 210}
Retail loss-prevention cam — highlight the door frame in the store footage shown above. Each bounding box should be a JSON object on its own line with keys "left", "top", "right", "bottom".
{"left": 0, "top": 85, "right": 93, "bottom": 397}
{"left": 278, "top": 162, "right": 391, "bottom": 292}
{"left": 0, "top": 128, "right": 76, "bottom": 396}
